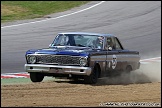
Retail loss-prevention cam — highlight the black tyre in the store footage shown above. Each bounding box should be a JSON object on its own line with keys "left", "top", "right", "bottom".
{"left": 125, "top": 65, "right": 132, "bottom": 73}
{"left": 72, "top": 77, "right": 79, "bottom": 82}
{"left": 84, "top": 66, "right": 99, "bottom": 84}
{"left": 30, "top": 72, "right": 44, "bottom": 82}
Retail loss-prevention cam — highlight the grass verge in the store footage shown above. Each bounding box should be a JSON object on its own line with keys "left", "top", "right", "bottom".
{"left": 1, "top": 1, "right": 89, "bottom": 23}
{"left": 1, "top": 77, "right": 55, "bottom": 85}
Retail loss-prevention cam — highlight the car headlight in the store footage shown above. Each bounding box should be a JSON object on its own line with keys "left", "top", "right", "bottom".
{"left": 79, "top": 57, "right": 87, "bottom": 67}
{"left": 27, "top": 56, "right": 36, "bottom": 64}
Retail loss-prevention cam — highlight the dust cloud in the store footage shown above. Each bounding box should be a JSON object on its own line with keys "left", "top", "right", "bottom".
{"left": 138, "top": 62, "right": 161, "bottom": 82}
{"left": 98, "top": 62, "right": 161, "bottom": 85}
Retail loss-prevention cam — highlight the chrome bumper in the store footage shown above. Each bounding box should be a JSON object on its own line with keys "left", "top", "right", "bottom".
{"left": 24, "top": 64, "right": 92, "bottom": 75}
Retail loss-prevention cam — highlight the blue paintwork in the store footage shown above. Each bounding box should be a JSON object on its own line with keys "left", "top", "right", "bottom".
{"left": 25, "top": 47, "right": 93, "bottom": 57}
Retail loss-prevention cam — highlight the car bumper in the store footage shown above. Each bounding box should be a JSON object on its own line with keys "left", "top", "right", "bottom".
{"left": 24, "top": 64, "right": 92, "bottom": 75}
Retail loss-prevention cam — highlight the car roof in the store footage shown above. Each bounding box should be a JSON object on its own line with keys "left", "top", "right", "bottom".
{"left": 58, "top": 32, "right": 114, "bottom": 37}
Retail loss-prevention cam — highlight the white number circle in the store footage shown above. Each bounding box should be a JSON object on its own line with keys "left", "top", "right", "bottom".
{"left": 112, "top": 55, "right": 117, "bottom": 69}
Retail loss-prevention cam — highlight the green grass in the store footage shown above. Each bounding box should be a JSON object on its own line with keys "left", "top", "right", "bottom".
{"left": 1, "top": 77, "right": 55, "bottom": 85}
{"left": 1, "top": 1, "right": 89, "bottom": 23}
{"left": 1, "top": 78, "right": 32, "bottom": 85}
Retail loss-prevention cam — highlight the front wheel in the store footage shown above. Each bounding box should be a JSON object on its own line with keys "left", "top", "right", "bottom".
{"left": 84, "top": 66, "right": 99, "bottom": 84}
{"left": 30, "top": 72, "right": 44, "bottom": 82}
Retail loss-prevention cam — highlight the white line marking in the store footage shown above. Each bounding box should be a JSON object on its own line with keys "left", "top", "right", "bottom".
{"left": 140, "top": 57, "right": 161, "bottom": 62}
{"left": 1, "top": 75, "right": 27, "bottom": 78}
{"left": 140, "top": 57, "right": 161, "bottom": 64}
{"left": 140, "top": 62, "right": 150, "bottom": 64}
{"left": 1, "top": 72, "right": 29, "bottom": 75}
{"left": 1, "top": 1, "right": 105, "bottom": 29}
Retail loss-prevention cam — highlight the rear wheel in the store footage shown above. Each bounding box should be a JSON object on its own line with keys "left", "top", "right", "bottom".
{"left": 125, "top": 65, "right": 132, "bottom": 73}
{"left": 84, "top": 66, "right": 99, "bottom": 84}
{"left": 122, "top": 65, "right": 132, "bottom": 82}
{"left": 30, "top": 72, "right": 44, "bottom": 82}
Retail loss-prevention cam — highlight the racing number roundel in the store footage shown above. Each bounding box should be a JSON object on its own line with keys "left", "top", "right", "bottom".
{"left": 112, "top": 55, "right": 117, "bottom": 69}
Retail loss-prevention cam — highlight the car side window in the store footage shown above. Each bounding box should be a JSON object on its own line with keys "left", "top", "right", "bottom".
{"left": 114, "top": 37, "right": 123, "bottom": 50}
{"left": 105, "top": 37, "right": 115, "bottom": 50}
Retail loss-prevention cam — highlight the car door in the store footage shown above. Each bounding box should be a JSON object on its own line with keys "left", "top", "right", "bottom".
{"left": 105, "top": 37, "right": 120, "bottom": 74}
{"left": 112, "top": 37, "right": 126, "bottom": 71}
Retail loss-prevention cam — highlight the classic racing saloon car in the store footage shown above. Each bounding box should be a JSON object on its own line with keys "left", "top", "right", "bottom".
{"left": 25, "top": 32, "right": 140, "bottom": 84}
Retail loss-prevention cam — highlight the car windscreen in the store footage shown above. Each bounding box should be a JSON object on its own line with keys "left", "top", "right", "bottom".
{"left": 51, "top": 34, "right": 104, "bottom": 49}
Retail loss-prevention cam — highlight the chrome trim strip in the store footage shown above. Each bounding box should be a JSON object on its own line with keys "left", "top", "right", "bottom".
{"left": 36, "top": 63, "right": 80, "bottom": 66}
{"left": 26, "top": 54, "right": 86, "bottom": 66}
{"left": 26, "top": 54, "right": 87, "bottom": 58}
{"left": 24, "top": 64, "right": 91, "bottom": 75}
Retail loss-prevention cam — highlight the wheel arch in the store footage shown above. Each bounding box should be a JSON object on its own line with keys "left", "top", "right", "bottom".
{"left": 93, "top": 62, "right": 101, "bottom": 78}
{"left": 125, "top": 64, "right": 133, "bottom": 73}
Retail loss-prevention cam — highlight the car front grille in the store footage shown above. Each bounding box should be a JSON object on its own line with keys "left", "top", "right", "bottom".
{"left": 30, "top": 55, "right": 81, "bottom": 65}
